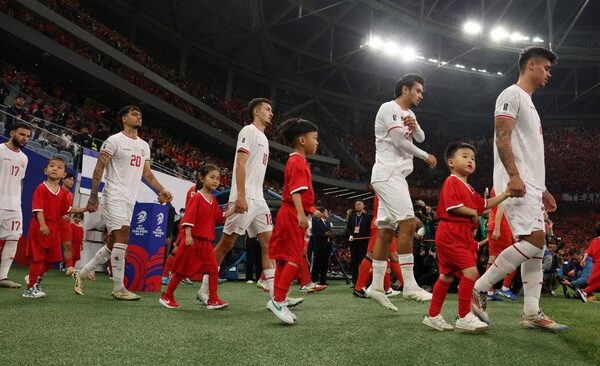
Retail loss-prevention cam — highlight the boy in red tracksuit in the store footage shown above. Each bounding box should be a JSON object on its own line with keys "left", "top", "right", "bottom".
{"left": 267, "top": 118, "right": 322, "bottom": 325}
{"left": 422, "top": 142, "right": 510, "bottom": 332}
{"left": 575, "top": 223, "right": 600, "bottom": 302}
{"left": 159, "top": 164, "right": 234, "bottom": 310}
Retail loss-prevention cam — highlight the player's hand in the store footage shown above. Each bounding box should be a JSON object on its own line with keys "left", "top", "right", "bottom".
{"left": 158, "top": 190, "right": 173, "bottom": 204}
{"left": 580, "top": 259, "right": 587, "bottom": 267}
{"left": 425, "top": 154, "right": 437, "bottom": 168}
{"left": 39, "top": 224, "right": 50, "bottom": 236}
{"left": 542, "top": 190, "right": 557, "bottom": 212}
{"left": 403, "top": 115, "right": 418, "bottom": 131}
{"left": 560, "top": 279, "right": 571, "bottom": 286}
{"left": 62, "top": 215, "right": 71, "bottom": 223}
{"left": 185, "top": 235, "right": 193, "bottom": 246}
{"left": 86, "top": 195, "right": 99, "bottom": 212}
{"left": 234, "top": 197, "right": 248, "bottom": 213}
{"left": 506, "top": 176, "right": 526, "bottom": 198}
{"left": 492, "top": 229, "right": 501, "bottom": 240}
{"left": 297, "top": 212, "right": 309, "bottom": 230}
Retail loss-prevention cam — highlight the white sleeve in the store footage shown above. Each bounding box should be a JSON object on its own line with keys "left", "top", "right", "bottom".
{"left": 389, "top": 127, "right": 428, "bottom": 160}
{"left": 100, "top": 135, "right": 118, "bottom": 156}
{"left": 408, "top": 111, "right": 425, "bottom": 143}
{"left": 380, "top": 103, "right": 404, "bottom": 132}
{"left": 495, "top": 88, "right": 520, "bottom": 120}
{"left": 236, "top": 127, "right": 254, "bottom": 154}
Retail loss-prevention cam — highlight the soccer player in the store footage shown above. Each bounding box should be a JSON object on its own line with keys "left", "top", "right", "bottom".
{"left": 23, "top": 158, "right": 89, "bottom": 298}
{"left": 0, "top": 122, "right": 30, "bottom": 289}
{"left": 422, "top": 142, "right": 510, "bottom": 332}
{"left": 470, "top": 47, "right": 568, "bottom": 332}
{"left": 70, "top": 212, "right": 85, "bottom": 269}
{"left": 367, "top": 74, "right": 438, "bottom": 311}
{"left": 485, "top": 187, "right": 518, "bottom": 301}
{"left": 59, "top": 173, "right": 76, "bottom": 276}
{"left": 198, "top": 98, "right": 275, "bottom": 303}
{"left": 267, "top": 118, "right": 321, "bottom": 324}
{"left": 159, "top": 164, "right": 234, "bottom": 309}
{"left": 74, "top": 105, "right": 173, "bottom": 300}
{"left": 575, "top": 222, "right": 600, "bottom": 302}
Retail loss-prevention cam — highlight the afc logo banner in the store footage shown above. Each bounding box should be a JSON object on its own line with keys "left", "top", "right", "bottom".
{"left": 136, "top": 210, "right": 147, "bottom": 224}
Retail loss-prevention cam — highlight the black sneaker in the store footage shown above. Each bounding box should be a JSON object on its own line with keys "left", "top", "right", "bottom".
{"left": 353, "top": 289, "right": 367, "bottom": 298}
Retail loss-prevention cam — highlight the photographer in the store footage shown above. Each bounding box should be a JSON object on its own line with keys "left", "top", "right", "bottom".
{"left": 559, "top": 249, "right": 593, "bottom": 294}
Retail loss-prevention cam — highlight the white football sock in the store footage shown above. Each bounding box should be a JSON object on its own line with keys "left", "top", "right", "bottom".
{"left": 0, "top": 239, "right": 18, "bottom": 279}
{"left": 110, "top": 243, "right": 128, "bottom": 291}
{"left": 370, "top": 260, "right": 387, "bottom": 291}
{"left": 501, "top": 286, "right": 510, "bottom": 292}
{"left": 398, "top": 253, "right": 418, "bottom": 291}
{"left": 79, "top": 245, "right": 111, "bottom": 277}
{"left": 199, "top": 267, "right": 218, "bottom": 296}
{"left": 475, "top": 240, "right": 540, "bottom": 292}
{"left": 264, "top": 268, "right": 275, "bottom": 298}
{"left": 521, "top": 249, "right": 544, "bottom": 317}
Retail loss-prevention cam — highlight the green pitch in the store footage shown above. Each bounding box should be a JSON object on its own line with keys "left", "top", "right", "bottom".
{"left": 1, "top": 266, "right": 598, "bottom": 365}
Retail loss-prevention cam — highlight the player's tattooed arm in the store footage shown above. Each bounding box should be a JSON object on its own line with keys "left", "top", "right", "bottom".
{"left": 87, "top": 153, "right": 111, "bottom": 211}
{"left": 494, "top": 117, "right": 520, "bottom": 177}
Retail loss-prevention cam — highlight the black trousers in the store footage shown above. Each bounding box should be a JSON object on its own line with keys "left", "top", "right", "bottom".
{"left": 245, "top": 237, "right": 263, "bottom": 282}
{"left": 311, "top": 239, "right": 331, "bottom": 285}
{"left": 350, "top": 239, "right": 369, "bottom": 284}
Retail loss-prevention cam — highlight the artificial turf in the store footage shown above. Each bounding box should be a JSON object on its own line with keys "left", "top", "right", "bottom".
{"left": 1, "top": 266, "right": 599, "bottom": 365}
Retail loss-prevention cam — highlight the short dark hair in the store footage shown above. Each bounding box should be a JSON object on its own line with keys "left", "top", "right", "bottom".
{"left": 444, "top": 142, "right": 477, "bottom": 161}
{"left": 117, "top": 105, "right": 142, "bottom": 121}
{"left": 568, "top": 248, "right": 578, "bottom": 257}
{"left": 248, "top": 98, "right": 271, "bottom": 120}
{"left": 48, "top": 156, "right": 67, "bottom": 167}
{"left": 394, "top": 74, "right": 425, "bottom": 98}
{"left": 10, "top": 122, "right": 31, "bottom": 132}
{"left": 595, "top": 222, "right": 600, "bottom": 236}
{"left": 73, "top": 212, "right": 84, "bottom": 219}
{"left": 518, "top": 46, "right": 557, "bottom": 72}
{"left": 278, "top": 117, "right": 318, "bottom": 145}
{"left": 64, "top": 173, "right": 74, "bottom": 179}
{"left": 15, "top": 95, "right": 25, "bottom": 100}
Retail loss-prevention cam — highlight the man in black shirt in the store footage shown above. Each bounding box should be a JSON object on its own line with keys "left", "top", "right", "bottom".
{"left": 347, "top": 200, "right": 372, "bottom": 285}
{"left": 5, "top": 96, "right": 28, "bottom": 137}
{"left": 311, "top": 207, "right": 333, "bottom": 285}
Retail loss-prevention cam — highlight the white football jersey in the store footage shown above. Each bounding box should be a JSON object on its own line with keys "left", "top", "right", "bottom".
{"left": 229, "top": 124, "right": 269, "bottom": 202}
{"left": 0, "top": 143, "right": 28, "bottom": 210}
{"left": 100, "top": 132, "right": 151, "bottom": 204}
{"left": 371, "top": 101, "right": 424, "bottom": 182}
{"left": 493, "top": 84, "right": 545, "bottom": 191}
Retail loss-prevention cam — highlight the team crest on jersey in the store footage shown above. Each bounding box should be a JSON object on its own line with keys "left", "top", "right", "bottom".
{"left": 242, "top": 137, "right": 246, "bottom": 143}
{"left": 392, "top": 114, "right": 397, "bottom": 121}
{"left": 140, "top": 150, "right": 145, "bottom": 156}
{"left": 503, "top": 103, "right": 509, "bottom": 111}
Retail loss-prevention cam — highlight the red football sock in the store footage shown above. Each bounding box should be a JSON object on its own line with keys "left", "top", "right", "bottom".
{"left": 384, "top": 270, "right": 391, "bottom": 291}
{"left": 298, "top": 258, "right": 312, "bottom": 286}
{"left": 354, "top": 257, "right": 373, "bottom": 291}
{"left": 44, "top": 262, "right": 54, "bottom": 274}
{"left": 274, "top": 260, "right": 286, "bottom": 290}
{"left": 458, "top": 276, "right": 476, "bottom": 318}
{"left": 503, "top": 271, "right": 516, "bottom": 288}
{"left": 28, "top": 262, "right": 45, "bottom": 288}
{"left": 163, "top": 254, "right": 176, "bottom": 277}
{"left": 0, "top": 240, "right": 5, "bottom": 251}
{"left": 165, "top": 273, "right": 184, "bottom": 297}
{"left": 260, "top": 271, "right": 266, "bottom": 281}
{"left": 428, "top": 278, "right": 451, "bottom": 317}
{"left": 389, "top": 261, "right": 403, "bottom": 286}
{"left": 274, "top": 262, "right": 298, "bottom": 302}
{"left": 208, "top": 270, "right": 219, "bottom": 301}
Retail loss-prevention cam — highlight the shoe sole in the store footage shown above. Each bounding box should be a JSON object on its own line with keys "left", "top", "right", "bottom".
{"left": 286, "top": 299, "right": 304, "bottom": 308}
{"left": 519, "top": 321, "right": 569, "bottom": 333}
{"left": 403, "top": 293, "right": 431, "bottom": 302}
{"left": 353, "top": 292, "right": 367, "bottom": 299}
{"left": 73, "top": 275, "right": 85, "bottom": 296}
{"left": 112, "top": 293, "right": 141, "bottom": 301}
{"left": 207, "top": 304, "right": 229, "bottom": 310}
{"left": 455, "top": 325, "right": 489, "bottom": 333}
{"left": 159, "top": 298, "right": 180, "bottom": 309}
{"left": 576, "top": 290, "right": 588, "bottom": 303}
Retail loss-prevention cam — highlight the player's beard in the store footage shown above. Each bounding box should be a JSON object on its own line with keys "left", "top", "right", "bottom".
{"left": 11, "top": 136, "right": 26, "bottom": 149}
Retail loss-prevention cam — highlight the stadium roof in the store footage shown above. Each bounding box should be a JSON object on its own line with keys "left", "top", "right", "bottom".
{"left": 95, "top": 0, "right": 600, "bottom": 120}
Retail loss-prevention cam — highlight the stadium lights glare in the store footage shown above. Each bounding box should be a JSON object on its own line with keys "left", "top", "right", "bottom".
{"left": 428, "top": 58, "right": 438, "bottom": 63}
{"left": 455, "top": 64, "right": 466, "bottom": 69}
{"left": 533, "top": 37, "right": 544, "bottom": 43}
{"left": 471, "top": 67, "right": 477, "bottom": 71}
{"left": 383, "top": 41, "right": 400, "bottom": 56}
{"left": 368, "top": 36, "right": 383, "bottom": 49}
{"left": 496, "top": 71, "right": 503, "bottom": 75}
{"left": 510, "top": 32, "right": 529, "bottom": 42}
{"left": 463, "top": 20, "right": 482, "bottom": 35}
{"left": 400, "top": 47, "right": 417, "bottom": 62}
{"left": 478, "top": 69, "right": 487, "bottom": 73}
{"left": 490, "top": 27, "right": 509, "bottom": 41}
